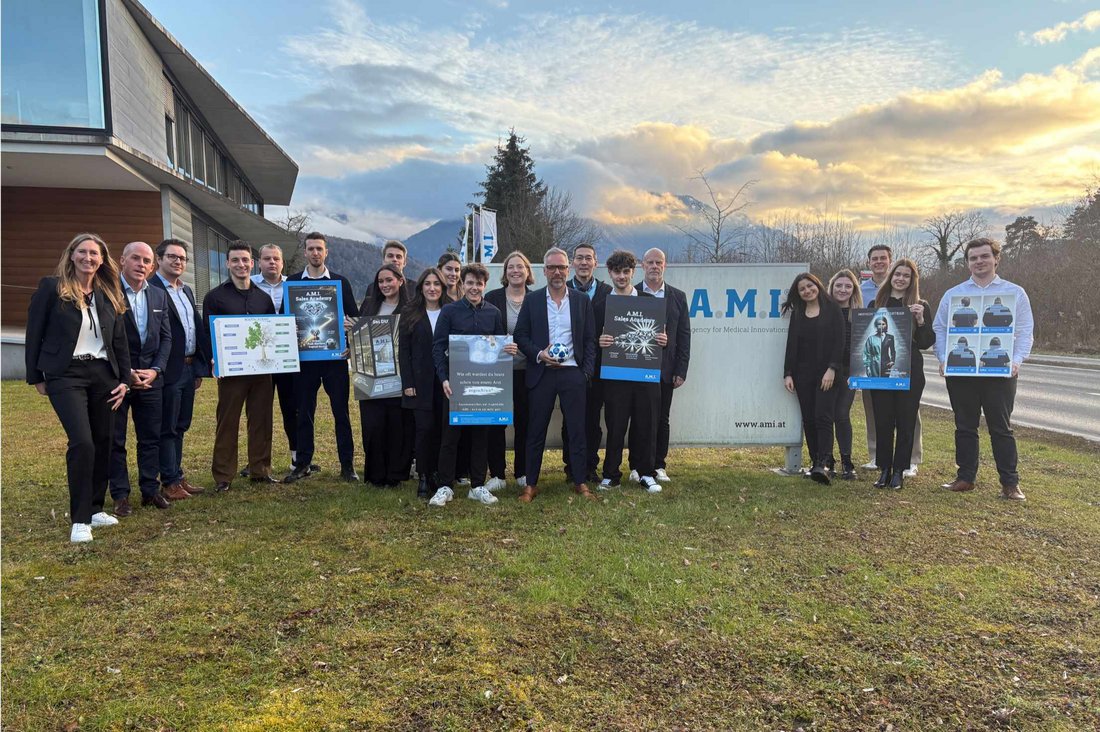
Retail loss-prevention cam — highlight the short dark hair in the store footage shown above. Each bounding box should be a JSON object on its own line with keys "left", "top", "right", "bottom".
{"left": 382, "top": 239, "right": 407, "bottom": 256}
{"left": 227, "top": 241, "right": 253, "bottom": 259}
{"left": 964, "top": 237, "right": 1001, "bottom": 260}
{"left": 156, "top": 238, "right": 190, "bottom": 258}
{"left": 460, "top": 262, "right": 489, "bottom": 283}
{"left": 605, "top": 249, "right": 636, "bottom": 272}
{"left": 572, "top": 243, "right": 597, "bottom": 258}
{"left": 304, "top": 231, "right": 326, "bottom": 243}
{"left": 867, "top": 244, "right": 892, "bottom": 259}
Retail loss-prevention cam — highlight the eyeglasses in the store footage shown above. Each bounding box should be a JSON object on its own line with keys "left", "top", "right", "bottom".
{"left": 163, "top": 253, "right": 188, "bottom": 262}
{"left": 545, "top": 265, "right": 569, "bottom": 272}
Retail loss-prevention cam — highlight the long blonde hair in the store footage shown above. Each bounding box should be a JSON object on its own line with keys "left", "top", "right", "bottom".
{"left": 54, "top": 233, "right": 127, "bottom": 315}
{"left": 874, "top": 258, "right": 921, "bottom": 308}
{"left": 828, "top": 269, "right": 863, "bottom": 309}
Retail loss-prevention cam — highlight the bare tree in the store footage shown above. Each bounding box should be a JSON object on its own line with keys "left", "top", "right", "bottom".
{"left": 275, "top": 209, "right": 312, "bottom": 273}
{"left": 540, "top": 188, "right": 602, "bottom": 254}
{"left": 672, "top": 170, "right": 755, "bottom": 263}
{"left": 920, "top": 210, "right": 988, "bottom": 269}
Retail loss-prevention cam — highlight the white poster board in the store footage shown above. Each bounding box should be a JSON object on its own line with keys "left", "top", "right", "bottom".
{"left": 210, "top": 315, "right": 300, "bottom": 377}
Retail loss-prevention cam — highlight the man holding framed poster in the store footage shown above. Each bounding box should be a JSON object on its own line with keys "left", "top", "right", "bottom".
{"left": 283, "top": 232, "right": 359, "bottom": 484}
{"left": 596, "top": 250, "right": 667, "bottom": 494}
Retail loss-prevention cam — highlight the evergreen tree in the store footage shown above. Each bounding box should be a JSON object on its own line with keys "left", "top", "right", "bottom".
{"left": 477, "top": 129, "right": 552, "bottom": 260}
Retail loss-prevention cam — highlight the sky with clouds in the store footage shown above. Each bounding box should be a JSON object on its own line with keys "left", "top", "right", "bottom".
{"left": 145, "top": 0, "right": 1100, "bottom": 241}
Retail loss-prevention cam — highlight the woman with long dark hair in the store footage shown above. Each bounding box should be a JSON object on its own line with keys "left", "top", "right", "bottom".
{"left": 358, "top": 264, "right": 411, "bottom": 486}
{"left": 870, "top": 258, "right": 934, "bottom": 489}
{"left": 399, "top": 268, "right": 451, "bottom": 499}
{"left": 827, "top": 269, "right": 864, "bottom": 480}
{"left": 25, "top": 233, "right": 131, "bottom": 542}
{"left": 437, "top": 252, "right": 463, "bottom": 303}
{"left": 782, "top": 272, "right": 845, "bottom": 484}
{"left": 484, "top": 251, "right": 535, "bottom": 489}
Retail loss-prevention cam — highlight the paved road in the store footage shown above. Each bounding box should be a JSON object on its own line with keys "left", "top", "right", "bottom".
{"left": 921, "top": 360, "right": 1100, "bottom": 442}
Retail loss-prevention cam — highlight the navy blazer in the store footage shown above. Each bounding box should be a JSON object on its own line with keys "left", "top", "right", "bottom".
{"left": 147, "top": 274, "right": 210, "bottom": 382}
{"left": 513, "top": 286, "right": 597, "bottom": 387}
{"left": 635, "top": 282, "right": 691, "bottom": 383}
{"left": 121, "top": 281, "right": 172, "bottom": 387}
{"left": 24, "top": 276, "right": 131, "bottom": 385}
{"left": 398, "top": 313, "right": 440, "bottom": 411}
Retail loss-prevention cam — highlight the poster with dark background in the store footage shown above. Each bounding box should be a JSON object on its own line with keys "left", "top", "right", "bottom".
{"left": 283, "top": 280, "right": 345, "bottom": 361}
{"left": 448, "top": 335, "right": 513, "bottom": 425}
{"left": 601, "top": 295, "right": 666, "bottom": 382}
{"left": 350, "top": 315, "right": 402, "bottom": 399}
{"left": 848, "top": 307, "right": 912, "bottom": 390}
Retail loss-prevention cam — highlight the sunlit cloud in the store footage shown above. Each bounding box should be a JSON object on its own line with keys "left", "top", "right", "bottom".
{"left": 1024, "top": 9, "right": 1100, "bottom": 45}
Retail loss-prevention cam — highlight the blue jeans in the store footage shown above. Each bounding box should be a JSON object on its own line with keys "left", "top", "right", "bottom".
{"left": 159, "top": 368, "right": 197, "bottom": 487}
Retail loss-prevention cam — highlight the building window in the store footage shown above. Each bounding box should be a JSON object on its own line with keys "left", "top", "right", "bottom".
{"left": 1, "top": 0, "right": 106, "bottom": 129}
{"left": 190, "top": 118, "right": 205, "bottom": 184}
{"left": 175, "top": 104, "right": 191, "bottom": 176}
{"left": 204, "top": 136, "right": 217, "bottom": 191}
{"left": 165, "top": 115, "right": 175, "bottom": 166}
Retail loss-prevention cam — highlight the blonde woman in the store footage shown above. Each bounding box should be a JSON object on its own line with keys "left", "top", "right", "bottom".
{"left": 25, "top": 234, "right": 131, "bottom": 542}
{"left": 827, "top": 269, "right": 863, "bottom": 480}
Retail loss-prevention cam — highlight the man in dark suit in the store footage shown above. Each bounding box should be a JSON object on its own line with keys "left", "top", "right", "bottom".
{"left": 513, "top": 247, "right": 598, "bottom": 502}
{"left": 283, "top": 232, "right": 359, "bottom": 483}
{"left": 562, "top": 242, "right": 612, "bottom": 482}
{"left": 149, "top": 238, "right": 211, "bottom": 508}
{"left": 630, "top": 248, "right": 690, "bottom": 483}
{"left": 108, "top": 242, "right": 173, "bottom": 515}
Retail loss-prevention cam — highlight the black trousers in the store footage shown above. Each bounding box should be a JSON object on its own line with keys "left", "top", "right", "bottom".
{"left": 412, "top": 397, "right": 443, "bottom": 480}
{"left": 561, "top": 376, "right": 603, "bottom": 476}
{"left": 273, "top": 371, "right": 297, "bottom": 455}
{"left": 946, "top": 376, "right": 1019, "bottom": 486}
{"left": 488, "top": 369, "right": 530, "bottom": 480}
{"left": 631, "top": 380, "right": 676, "bottom": 471}
{"left": 527, "top": 367, "right": 588, "bottom": 487}
{"left": 295, "top": 360, "right": 355, "bottom": 469}
{"left": 832, "top": 377, "right": 857, "bottom": 461}
{"left": 359, "top": 397, "right": 411, "bottom": 485}
{"left": 870, "top": 370, "right": 926, "bottom": 473}
{"left": 438, "top": 419, "right": 488, "bottom": 490}
{"left": 794, "top": 369, "right": 836, "bottom": 464}
{"left": 46, "top": 359, "right": 117, "bottom": 525}
{"left": 109, "top": 383, "right": 163, "bottom": 500}
{"left": 159, "top": 365, "right": 197, "bottom": 488}
{"left": 603, "top": 379, "right": 659, "bottom": 482}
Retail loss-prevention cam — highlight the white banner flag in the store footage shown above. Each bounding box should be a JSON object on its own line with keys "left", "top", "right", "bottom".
{"left": 479, "top": 208, "right": 498, "bottom": 263}
{"left": 460, "top": 214, "right": 470, "bottom": 264}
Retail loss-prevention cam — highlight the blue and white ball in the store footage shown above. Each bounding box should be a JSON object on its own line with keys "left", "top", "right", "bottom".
{"left": 547, "top": 342, "right": 572, "bottom": 362}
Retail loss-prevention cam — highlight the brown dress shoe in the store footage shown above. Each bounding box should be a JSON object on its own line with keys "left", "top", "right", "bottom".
{"left": 113, "top": 497, "right": 133, "bottom": 517}
{"left": 141, "top": 492, "right": 171, "bottom": 509}
{"left": 163, "top": 482, "right": 192, "bottom": 500}
{"left": 573, "top": 483, "right": 598, "bottom": 501}
{"left": 518, "top": 486, "right": 540, "bottom": 503}
{"left": 942, "top": 479, "right": 976, "bottom": 492}
{"left": 1000, "top": 485, "right": 1026, "bottom": 501}
{"left": 180, "top": 478, "right": 205, "bottom": 494}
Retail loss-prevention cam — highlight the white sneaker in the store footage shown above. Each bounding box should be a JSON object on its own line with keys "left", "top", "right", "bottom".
{"left": 468, "top": 486, "right": 499, "bottom": 505}
{"left": 861, "top": 461, "right": 877, "bottom": 470}
{"left": 428, "top": 486, "right": 454, "bottom": 507}
{"left": 70, "top": 523, "right": 93, "bottom": 543}
{"left": 457, "top": 477, "right": 471, "bottom": 486}
{"left": 90, "top": 512, "right": 119, "bottom": 528}
{"left": 640, "top": 476, "right": 662, "bottom": 494}
{"left": 903, "top": 465, "right": 918, "bottom": 478}
{"left": 597, "top": 478, "right": 616, "bottom": 491}
{"left": 628, "top": 470, "right": 640, "bottom": 483}
{"left": 483, "top": 476, "right": 507, "bottom": 493}
{"left": 516, "top": 475, "right": 526, "bottom": 487}
{"left": 655, "top": 468, "right": 671, "bottom": 483}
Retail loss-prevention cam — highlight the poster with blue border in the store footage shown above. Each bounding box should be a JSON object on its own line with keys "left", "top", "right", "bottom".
{"left": 210, "top": 314, "right": 299, "bottom": 377}
{"left": 283, "top": 280, "right": 346, "bottom": 361}
{"left": 448, "top": 335, "right": 513, "bottom": 425}
{"left": 945, "top": 293, "right": 1015, "bottom": 376}
{"left": 847, "top": 307, "right": 912, "bottom": 390}
{"left": 600, "top": 294, "right": 665, "bottom": 382}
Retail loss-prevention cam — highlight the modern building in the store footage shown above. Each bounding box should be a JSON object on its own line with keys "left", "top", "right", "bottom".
{"left": 1, "top": 0, "right": 299, "bottom": 378}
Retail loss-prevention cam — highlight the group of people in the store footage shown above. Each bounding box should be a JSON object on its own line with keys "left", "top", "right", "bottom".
{"left": 27, "top": 230, "right": 1031, "bottom": 544}
{"left": 782, "top": 238, "right": 1033, "bottom": 500}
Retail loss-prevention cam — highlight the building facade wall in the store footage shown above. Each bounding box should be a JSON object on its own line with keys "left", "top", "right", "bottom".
{"left": 105, "top": 0, "right": 168, "bottom": 163}
{"left": 161, "top": 185, "right": 198, "bottom": 292}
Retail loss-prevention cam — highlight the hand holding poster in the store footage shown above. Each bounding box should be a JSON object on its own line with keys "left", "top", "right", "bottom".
{"left": 210, "top": 315, "right": 300, "bottom": 377}
{"left": 946, "top": 294, "right": 1016, "bottom": 376}
{"left": 601, "top": 295, "right": 666, "bottom": 382}
{"left": 448, "top": 335, "right": 513, "bottom": 425}
{"left": 350, "top": 315, "right": 402, "bottom": 399}
{"left": 283, "top": 280, "right": 346, "bottom": 361}
{"left": 848, "top": 307, "right": 913, "bottom": 390}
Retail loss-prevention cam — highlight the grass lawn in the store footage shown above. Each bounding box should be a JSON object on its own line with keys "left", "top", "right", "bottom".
{"left": 2, "top": 380, "right": 1098, "bottom": 731}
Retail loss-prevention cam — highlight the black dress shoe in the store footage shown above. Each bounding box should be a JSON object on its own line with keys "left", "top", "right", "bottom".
{"left": 841, "top": 463, "right": 857, "bottom": 481}
{"left": 873, "top": 469, "right": 890, "bottom": 489}
{"left": 888, "top": 470, "right": 904, "bottom": 490}
{"left": 341, "top": 467, "right": 360, "bottom": 482}
{"left": 141, "top": 492, "right": 171, "bottom": 509}
{"left": 417, "top": 476, "right": 431, "bottom": 499}
{"left": 809, "top": 461, "right": 831, "bottom": 485}
{"left": 214, "top": 481, "right": 231, "bottom": 493}
{"left": 250, "top": 474, "right": 280, "bottom": 484}
{"left": 239, "top": 467, "right": 251, "bottom": 478}
{"left": 283, "top": 465, "right": 311, "bottom": 484}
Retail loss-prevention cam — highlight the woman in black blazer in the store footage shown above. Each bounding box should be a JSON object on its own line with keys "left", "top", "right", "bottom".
{"left": 358, "top": 264, "right": 411, "bottom": 487}
{"left": 484, "top": 251, "right": 534, "bottom": 489}
{"left": 782, "top": 272, "right": 845, "bottom": 484}
{"left": 399, "top": 268, "right": 452, "bottom": 499}
{"left": 869, "top": 259, "right": 935, "bottom": 490}
{"left": 25, "top": 233, "right": 131, "bottom": 543}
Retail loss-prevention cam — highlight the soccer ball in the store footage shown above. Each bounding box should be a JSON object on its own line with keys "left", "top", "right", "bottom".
{"left": 547, "top": 342, "right": 572, "bottom": 362}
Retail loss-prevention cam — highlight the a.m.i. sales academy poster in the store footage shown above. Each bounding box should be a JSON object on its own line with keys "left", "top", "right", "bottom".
{"left": 283, "top": 280, "right": 346, "bottom": 361}
{"left": 601, "top": 295, "right": 665, "bottom": 382}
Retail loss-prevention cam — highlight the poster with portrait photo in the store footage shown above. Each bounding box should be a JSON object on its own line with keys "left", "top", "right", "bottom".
{"left": 847, "top": 307, "right": 913, "bottom": 390}
{"left": 601, "top": 295, "right": 666, "bottom": 382}
{"left": 350, "top": 315, "right": 402, "bottom": 399}
{"left": 948, "top": 295, "right": 981, "bottom": 333}
{"left": 283, "top": 280, "right": 346, "bottom": 361}
{"left": 945, "top": 292, "right": 1016, "bottom": 377}
{"left": 945, "top": 334, "right": 979, "bottom": 374}
{"left": 448, "top": 335, "right": 513, "bottom": 425}
{"left": 981, "top": 293, "right": 1015, "bottom": 332}
{"left": 978, "top": 333, "right": 1012, "bottom": 375}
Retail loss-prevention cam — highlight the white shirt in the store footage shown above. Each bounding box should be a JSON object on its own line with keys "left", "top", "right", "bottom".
{"left": 251, "top": 273, "right": 287, "bottom": 311}
{"left": 301, "top": 266, "right": 332, "bottom": 279}
{"left": 73, "top": 295, "right": 107, "bottom": 360}
{"left": 642, "top": 281, "right": 665, "bottom": 298}
{"left": 933, "top": 275, "right": 1035, "bottom": 365}
{"left": 546, "top": 288, "right": 577, "bottom": 367}
{"left": 427, "top": 308, "right": 441, "bottom": 333}
{"left": 378, "top": 301, "right": 398, "bottom": 316}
